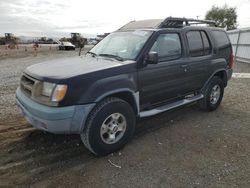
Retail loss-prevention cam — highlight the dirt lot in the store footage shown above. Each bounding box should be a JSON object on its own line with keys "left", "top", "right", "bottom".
{"left": 0, "top": 44, "right": 61, "bottom": 60}
{"left": 0, "top": 51, "right": 250, "bottom": 187}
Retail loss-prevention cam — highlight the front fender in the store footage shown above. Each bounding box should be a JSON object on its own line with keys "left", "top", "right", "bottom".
{"left": 79, "top": 73, "right": 138, "bottom": 103}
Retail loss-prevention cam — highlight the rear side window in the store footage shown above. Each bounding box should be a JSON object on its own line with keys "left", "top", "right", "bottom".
{"left": 211, "top": 30, "right": 230, "bottom": 48}
{"left": 186, "top": 31, "right": 212, "bottom": 57}
{"left": 150, "top": 33, "right": 182, "bottom": 61}
{"left": 186, "top": 31, "right": 204, "bottom": 57}
{"left": 201, "top": 31, "right": 212, "bottom": 55}
{"left": 211, "top": 30, "right": 231, "bottom": 62}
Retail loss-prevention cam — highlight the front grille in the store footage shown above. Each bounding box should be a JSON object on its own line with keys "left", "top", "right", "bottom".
{"left": 20, "top": 74, "right": 36, "bottom": 97}
{"left": 20, "top": 74, "right": 55, "bottom": 106}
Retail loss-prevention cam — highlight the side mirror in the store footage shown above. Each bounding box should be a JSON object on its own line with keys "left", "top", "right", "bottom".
{"left": 146, "top": 51, "right": 158, "bottom": 64}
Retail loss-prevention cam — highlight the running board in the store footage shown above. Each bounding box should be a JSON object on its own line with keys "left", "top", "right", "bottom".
{"left": 139, "top": 94, "right": 204, "bottom": 118}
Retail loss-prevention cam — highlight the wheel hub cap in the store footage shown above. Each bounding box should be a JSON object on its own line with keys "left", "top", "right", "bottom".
{"left": 100, "top": 113, "right": 127, "bottom": 144}
{"left": 210, "top": 84, "right": 221, "bottom": 105}
{"left": 112, "top": 126, "right": 118, "bottom": 132}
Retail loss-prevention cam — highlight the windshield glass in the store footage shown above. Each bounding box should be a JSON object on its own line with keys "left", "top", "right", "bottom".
{"left": 89, "top": 31, "right": 153, "bottom": 60}
{"left": 62, "top": 42, "right": 72, "bottom": 45}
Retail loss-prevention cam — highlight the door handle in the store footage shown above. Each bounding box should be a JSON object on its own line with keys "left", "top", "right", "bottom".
{"left": 180, "top": 64, "right": 188, "bottom": 68}
{"left": 180, "top": 64, "right": 188, "bottom": 72}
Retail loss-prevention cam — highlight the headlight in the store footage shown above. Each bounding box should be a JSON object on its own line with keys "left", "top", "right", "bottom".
{"left": 41, "top": 82, "right": 67, "bottom": 102}
{"left": 42, "top": 82, "right": 55, "bottom": 97}
{"left": 51, "top": 84, "right": 68, "bottom": 102}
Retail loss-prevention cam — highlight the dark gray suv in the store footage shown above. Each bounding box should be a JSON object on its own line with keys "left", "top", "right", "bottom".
{"left": 16, "top": 17, "right": 234, "bottom": 156}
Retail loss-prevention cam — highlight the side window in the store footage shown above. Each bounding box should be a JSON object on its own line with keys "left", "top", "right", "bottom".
{"left": 150, "top": 33, "right": 182, "bottom": 61}
{"left": 211, "top": 30, "right": 230, "bottom": 48}
{"left": 186, "top": 31, "right": 203, "bottom": 57}
{"left": 201, "top": 31, "right": 212, "bottom": 55}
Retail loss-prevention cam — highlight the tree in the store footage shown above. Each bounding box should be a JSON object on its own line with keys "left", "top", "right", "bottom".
{"left": 205, "top": 5, "right": 237, "bottom": 30}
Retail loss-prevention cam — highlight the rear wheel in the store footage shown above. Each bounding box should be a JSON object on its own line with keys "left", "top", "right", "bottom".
{"left": 81, "top": 97, "right": 136, "bottom": 156}
{"left": 199, "top": 76, "right": 224, "bottom": 111}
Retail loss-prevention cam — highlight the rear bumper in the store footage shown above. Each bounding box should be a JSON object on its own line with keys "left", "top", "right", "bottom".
{"left": 16, "top": 87, "right": 95, "bottom": 134}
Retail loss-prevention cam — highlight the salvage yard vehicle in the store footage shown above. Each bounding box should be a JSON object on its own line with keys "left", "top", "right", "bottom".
{"left": 59, "top": 42, "right": 76, "bottom": 51}
{"left": 0, "top": 33, "right": 19, "bottom": 48}
{"left": 69, "top": 33, "right": 86, "bottom": 48}
{"left": 16, "top": 17, "right": 234, "bottom": 156}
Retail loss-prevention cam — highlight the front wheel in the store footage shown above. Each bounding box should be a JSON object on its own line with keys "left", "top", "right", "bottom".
{"left": 199, "top": 76, "right": 224, "bottom": 111}
{"left": 81, "top": 97, "right": 136, "bottom": 156}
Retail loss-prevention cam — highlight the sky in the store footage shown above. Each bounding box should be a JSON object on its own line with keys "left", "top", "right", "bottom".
{"left": 0, "top": 0, "right": 250, "bottom": 38}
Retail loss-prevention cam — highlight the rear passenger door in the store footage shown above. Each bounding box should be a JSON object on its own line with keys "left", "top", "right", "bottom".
{"left": 185, "top": 30, "right": 212, "bottom": 91}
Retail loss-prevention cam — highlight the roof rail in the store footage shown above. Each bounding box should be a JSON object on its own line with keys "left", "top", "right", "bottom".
{"left": 159, "top": 17, "right": 217, "bottom": 28}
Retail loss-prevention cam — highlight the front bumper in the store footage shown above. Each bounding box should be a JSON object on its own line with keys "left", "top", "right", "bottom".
{"left": 16, "top": 87, "right": 95, "bottom": 134}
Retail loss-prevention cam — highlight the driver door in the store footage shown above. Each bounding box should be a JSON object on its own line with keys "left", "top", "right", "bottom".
{"left": 138, "top": 32, "right": 190, "bottom": 109}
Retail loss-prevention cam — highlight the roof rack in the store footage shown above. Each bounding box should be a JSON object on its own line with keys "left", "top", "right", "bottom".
{"left": 159, "top": 17, "right": 217, "bottom": 28}
{"left": 117, "top": 17, "right": 217, "bottom": 31}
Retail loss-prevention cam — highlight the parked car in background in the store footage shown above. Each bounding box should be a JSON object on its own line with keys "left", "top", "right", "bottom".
{"left": 59, "top": 42, "right": 75, "bottom": 50}
{"left": 88, "top": 39, "right": 98, "bottom": 45}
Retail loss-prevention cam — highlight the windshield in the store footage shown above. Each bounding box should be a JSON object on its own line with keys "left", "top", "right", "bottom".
{"left": 62, "top": 42, "right": 72, "bottom": 45}
{"left": 89, "top": 31, "right": 153, "bottom": 60}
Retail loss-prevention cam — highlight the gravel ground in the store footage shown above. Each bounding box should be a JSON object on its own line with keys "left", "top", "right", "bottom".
{"left": 234, "top": 61, "right": 250, "bottom": 73}
{"left": 0, "top": 44, "right": 72, "bottom": 60}
{"left": 0, "top": 54, "right": 249, "bottom": 187}
{"left": 0, "top": 47, "right": 91, "bottom": 121}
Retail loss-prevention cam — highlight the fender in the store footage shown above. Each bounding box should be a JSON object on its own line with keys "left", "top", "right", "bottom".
{"left": 201, "top": 68, "right": 227, "bottom": 93}
{"left": 81, "top": 73, "right": 137, "bottom": 99}
{"left": 95, "top": 89, "right": 140, "bottom": 114}
{"left": 95, "top": 88, "right": 137, "bottom": 102}
{"left": 77, "top": 89, "right": 139, "bottom": 132}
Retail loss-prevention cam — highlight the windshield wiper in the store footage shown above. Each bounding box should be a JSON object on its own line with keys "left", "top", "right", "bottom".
{"left": 98, "top": 53, "right": 124, "bottom": 61}
{"left": 86, "top": 51, "right": 97, "bottom": 57}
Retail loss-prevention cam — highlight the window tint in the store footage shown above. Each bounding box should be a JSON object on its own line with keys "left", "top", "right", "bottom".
{"left": 150, "top": 33, "right": 182, "bottom": 61}
{"left": 186, "top": 31, "right": 203, "bottom": 57}
{"left": 211, "top": 30, "right": 230, "bottom": 48}
{"left": 201, "top": 31, "right": 212, "bottom": 55}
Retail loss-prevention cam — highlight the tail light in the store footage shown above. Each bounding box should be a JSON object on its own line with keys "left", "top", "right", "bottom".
{"left": 229, "top": 52, "right": 234, "bottom": 69}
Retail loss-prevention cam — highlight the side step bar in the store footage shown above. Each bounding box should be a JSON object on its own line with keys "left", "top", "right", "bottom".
{"left": 139, "top": 94, "right": 204, "bottom": 118}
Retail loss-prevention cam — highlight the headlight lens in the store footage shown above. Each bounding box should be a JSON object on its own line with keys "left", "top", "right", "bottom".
{"left": 41, "top": 82, "right": 67, "bottom": 102}
{"left": 42, "top": 82, "right": 55, "bottom": 97}
{"left": 51, "top": 84, "right": 68, "bottom": 102}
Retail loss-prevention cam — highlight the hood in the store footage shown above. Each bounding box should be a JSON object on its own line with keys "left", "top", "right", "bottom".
{"left": 25, "top": 56, "right": 135, "bottom": 80}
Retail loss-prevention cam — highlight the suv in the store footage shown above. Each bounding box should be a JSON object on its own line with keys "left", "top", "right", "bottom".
{"left": 16, "top": 17, "right": 234, "bottom": 156}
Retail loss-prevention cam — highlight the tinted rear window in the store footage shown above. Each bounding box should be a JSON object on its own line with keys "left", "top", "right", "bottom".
{"left": 211, "top": 30, "right": 230, "bottom": 48}
{"left": 201, "top": 31, "right": 212, "bottom": 55}
{"left": 186, "top": 31, "right": 203, "bottom": 57}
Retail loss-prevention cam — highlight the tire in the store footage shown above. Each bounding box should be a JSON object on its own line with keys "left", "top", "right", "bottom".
{"left": 199, "top": 76, "right": 224, "bottom": 111}
{"left": 81, "top": 97, "right": 136, "bottom": 156}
